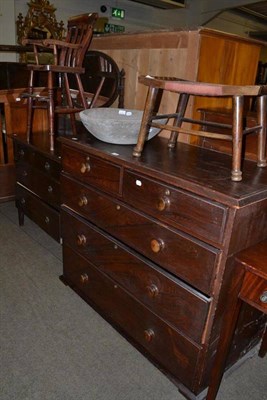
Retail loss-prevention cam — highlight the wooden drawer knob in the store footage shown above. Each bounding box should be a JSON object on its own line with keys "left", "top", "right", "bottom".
{"left": 77, "top": 234, "right": 87, "bottom": 246}
{"left": 157, "top": 197, "right": 170, "bottom": 211}
{"left": 146, "top": 284, "right": 159, "bottom": 298}
{"left": 44, "top": 161, "right": 50, "bottom": 171}
{"left": 260, "top": 291, "right": 267, "bottom": 304}
{"left": 80, "top": 162, "right": 91, "bottom": 174}
{"left": 150, "top": 239, "right": 164, "bottom": 253}
{"left": 78, "top": 195, "right": 88, "bottom": 207}
{"left": 47, "top": 185, "right": 53, "bottom": 193}
{"left": 144, "top": 329, "right": 155, "bottom": 342}
{"left": 19, "top": 149, "right": 25, "bottom": 157}
{"left": 45, "top": 216, "right": 50, "bottom": 224}
{"left": 22, "top": 170, "right": 28, "bottom": 177}
{"left": 80, "top": 273, "right": 89, "bottom": 284}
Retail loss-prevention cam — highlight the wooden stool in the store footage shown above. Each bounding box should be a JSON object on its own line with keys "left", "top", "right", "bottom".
{"left": 133, "top": 77, "right": 267, "bottom": 181}
{"left": 207, "top": 239, "right": 267, "bottom": 399}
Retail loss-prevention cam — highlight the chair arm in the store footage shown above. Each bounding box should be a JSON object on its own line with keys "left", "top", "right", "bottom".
{"left": 21, "top": 38, "right": 47, "bottom": 48}
{"left": 43, "top": 39, "right": 82, "bottom": 50}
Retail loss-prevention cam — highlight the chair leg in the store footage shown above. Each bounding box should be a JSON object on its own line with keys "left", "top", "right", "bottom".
{"left": 257, "top": 95, "right": 267, "bottom": 168}
{"left": 76, "top": 74, "right": 88, "bottom": 110}
{"left": 231, "top": 95, "right": 244, "bottom": 182}
{"left": 133, "top": 86, "right": 161, "bottom": 157}
{"left": 168, "top": 93, "right": 190, "bottom": 148}
{"left": 26, "top": 70, "right": 34, "bottom": 143}
{"left": 47, "top": 71, "right": 55, "bottom": 151}
{"left": 64, "top": 73, "right": 77, "bottom": 136}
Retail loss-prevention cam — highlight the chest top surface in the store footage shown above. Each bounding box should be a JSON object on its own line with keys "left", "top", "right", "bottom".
{"left": 59, "top": 132, "right": 267, "bottom": 208}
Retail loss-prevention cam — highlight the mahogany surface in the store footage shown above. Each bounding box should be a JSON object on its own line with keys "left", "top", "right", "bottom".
{"left": 207, "top": 239, "right": 267, "bottom": 399}
{"left": 59, "top": 130, "right": 267, "bottom": 399}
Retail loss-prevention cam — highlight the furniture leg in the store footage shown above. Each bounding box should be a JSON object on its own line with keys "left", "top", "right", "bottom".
{"left": 168, "top": 93, "right": 190, "bottom": 148}
{"left": 206, "top": 264, "right": 245, "bottom": 400}
{"left": 47, "top": 70, "right": 55, "bottom": 151}
{"left": 258, "top": 325, "right": 267, "bottom": 358}
{"left": 18, "top": 205, "right": 25, "bottom": 226}
{"left": 26, "top": 71, "right": 34, "bottom": 143}
{"left": 133, "top": 87, "right": 160, "bottom": 157}
{"left": 231, "top": 95, "right": 244, "bottom": 181}
{"left": 257, "top": 95, "right": 267, "bottom": 167}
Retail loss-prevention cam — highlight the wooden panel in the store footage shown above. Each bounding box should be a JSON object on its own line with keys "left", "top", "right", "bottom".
{"left": 62, "top": 208, "right": 210, "bottom": 344}
{"left": 194, "top": 33, "right": 261, "bottom": 112}
{"left": 123, "top": 169, "right": 228, "bottom": 246}
{"left": 15, "top": 184, "right": 60, "bottom": 241}
{"left": 61, "top": 174, "right": 219, "bottom": 295}
{"left": 61, "top": 145, "right": 121, "bottom": 196}
{"left": 63, "top": 244, "right": 201, "bottom": 391}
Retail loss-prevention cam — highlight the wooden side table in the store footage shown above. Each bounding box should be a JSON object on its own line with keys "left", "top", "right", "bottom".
{"left": 207, "top": 239, "right": 267, "bottom": 399}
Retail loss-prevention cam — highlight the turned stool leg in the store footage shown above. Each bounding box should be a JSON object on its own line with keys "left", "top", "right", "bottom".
{"left": 133, "top": 86, "right": 160, "bottom": 157}
{"left": 257, "top": 95, "right": 267, "bottom": 168}
{"left": 231, "top": 95, "right": 244, "bottom": 182}
{"left": 168, "top": 93, "right": 190, "bottom": 148}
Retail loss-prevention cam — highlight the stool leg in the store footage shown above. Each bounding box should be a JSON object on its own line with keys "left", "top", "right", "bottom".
{"left": 257, "top": 95, "right": 267, "bottom": 168}
{"left": 133, "top": 86, "right": 160, "bottom": 157}
{"left": 231, "top": 95, "right": 244, "bottom": 182}
{"left": 168, "top": 93, "right": 189, "bottom": 148}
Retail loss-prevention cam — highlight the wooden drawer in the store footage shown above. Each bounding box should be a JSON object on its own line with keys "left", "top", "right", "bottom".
{"left": 239, "top": 271, "right": 267, "bottom": 314}
{"left": 61, "top": 145, "right": 121, "bottom": 195}
{"left": 61, "top": 208, "right": 210, "bottom": 344}
{"left": 16, "top": 184, "right": 60, "bottom": 242}
{"left": 61, "top": 175, "right": 219, "bottom": 294}
{"left": 16, "top": 163, "right": 60, "bottom": 208}
{"left": 123, "top": 170, "right": 228, "bottom": 246}
{"left": 63, "top": 244, "right": 201, "bottom": 391}
{"left": 14, "top": 142, "right": 60, "bottom": 180}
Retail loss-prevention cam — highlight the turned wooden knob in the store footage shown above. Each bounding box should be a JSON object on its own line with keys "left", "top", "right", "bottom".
{"left": 77, "top": 234, "right": 87, "bottom": 246}
{"left": 150, "top": 239, "right": 164, "bottom": 253}
{"left": 146, "top": 284, "right": 159, "bottom": 298}
{"left": 47, "top": 185, "right": 53, "bottom": 193}
{"left": 78, "top": 195, "right": 88, "bottom": 207}
{"left": 157, "top": 197, "right": 170, "bottom": 211}
{"left": 80, "top": 273, "right": 89, "bottom": 284}
{"left": 44, "top": 161, "right": 50, "bottom": 170}
{"left": 144, "top": 329, "right": 155, "bottom": 342}
{"left": 80, "top": 162, "right": 91, "bottom": 174}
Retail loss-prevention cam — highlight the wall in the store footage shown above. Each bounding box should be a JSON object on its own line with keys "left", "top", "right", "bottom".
{"left": 0, "top": 0, "right": 16, "bottom": 61}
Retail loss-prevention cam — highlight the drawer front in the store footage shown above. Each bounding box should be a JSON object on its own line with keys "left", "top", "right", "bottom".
{"left": 63, "top": 245, "right": 201, "bottom": 390}
{"left": 14, "top": 142, "right": 60, "bottom": 180}
{"left": 240, "top": 271, "right": 267, "bottom": 314}
{"left": 16, "top": 163, "right": 60, "bottom": 208}
{"left": 61, "top": 175, "right": 219, "bottom": 294}
{"left": 62, "top": 209, "right": 210, "bottom": 344}
{"left": 123, "top": 170, "right": 227, "bottom": 246}
{"left": 16, "top": 184, "right": 60, "bottom": 242}
{"left": 61, "top": 145, "right": 121, "bottom": 195}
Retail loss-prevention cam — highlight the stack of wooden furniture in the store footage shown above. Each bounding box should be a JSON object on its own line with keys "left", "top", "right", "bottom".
{"left": 59, "top": 132, "right": 267, "bottom": 399}
{"left": 3, "top": 28, "right": 267, "bottom": 400}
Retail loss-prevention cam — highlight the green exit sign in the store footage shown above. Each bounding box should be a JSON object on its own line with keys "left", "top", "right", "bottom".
{"left": 112, "top": 7, "right": 125, "bottom": 19}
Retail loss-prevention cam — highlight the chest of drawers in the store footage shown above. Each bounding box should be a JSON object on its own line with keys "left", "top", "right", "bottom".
{"left": 13, "top": 137, "right": 61, "bottom": 242}
{"left": 59, "top": 134, "right": 267, "bottom": 399}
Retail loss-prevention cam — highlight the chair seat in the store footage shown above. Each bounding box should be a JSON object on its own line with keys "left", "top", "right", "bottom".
{"left": 27, "top": 64, "right": 85, "bottom": 74}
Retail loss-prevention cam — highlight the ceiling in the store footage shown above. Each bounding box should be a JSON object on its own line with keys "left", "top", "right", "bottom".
{"left": 128, "top": 1, "right": 267, "bottom": 40}
{"left": 128, "top": 0, "right": 267, "bottom": 22}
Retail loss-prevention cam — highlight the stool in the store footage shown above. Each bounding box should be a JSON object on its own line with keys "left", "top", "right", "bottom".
{"left": 133, "top": 77, "right": 267, "bottom": 181}
{"left": 207, "top": 239, "right": 267, "bottom": 399}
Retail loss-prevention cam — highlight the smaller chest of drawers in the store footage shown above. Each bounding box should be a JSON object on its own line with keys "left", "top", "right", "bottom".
{"left": 13, "top": 137, "right": 61, "bottom": 242}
